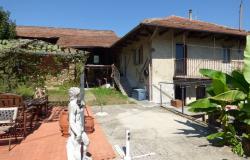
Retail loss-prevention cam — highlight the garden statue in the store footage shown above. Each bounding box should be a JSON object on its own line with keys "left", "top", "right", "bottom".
{"left": 67, "top": 87, "right": 92, "bottom": 160}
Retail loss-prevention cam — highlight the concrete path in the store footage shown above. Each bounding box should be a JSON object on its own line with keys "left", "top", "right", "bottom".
{"left": 92, "top": 104, "right": 245, "bottom": 160}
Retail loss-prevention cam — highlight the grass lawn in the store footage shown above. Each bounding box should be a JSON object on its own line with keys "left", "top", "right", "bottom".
{"left": 87, "top": 87, "right": 132, "bottom": 106}
{"left": 48, "top": 86, "right": 132, "bottom": 106}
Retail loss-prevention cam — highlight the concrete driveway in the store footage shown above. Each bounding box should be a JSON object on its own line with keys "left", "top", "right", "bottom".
{"left": 91, "top": 104, "right": 245, "bottom": 160}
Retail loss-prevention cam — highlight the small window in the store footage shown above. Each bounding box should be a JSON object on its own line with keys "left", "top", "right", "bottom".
{"left": 139, "top": 45, "right": 143, "bottom": 64}
{"left": 223, "top": 48, "right": 231, "bottom": 63}
{"left": 133, "top": 45, "right": 143, "bottom": 65}
{"left": 133, "top": 50, "right": 139, "bottom": 65}
{"left": 93, "top": 55, "right": 99, "bottom": 64}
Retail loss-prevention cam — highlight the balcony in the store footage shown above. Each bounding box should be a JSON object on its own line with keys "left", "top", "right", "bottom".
{"left": 174, "top": 58, "right": 244, "bottom": 78}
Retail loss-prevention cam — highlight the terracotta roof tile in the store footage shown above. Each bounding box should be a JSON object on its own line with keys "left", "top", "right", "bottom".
{"left": 142, "top": 16, "right": 247, "bottom": 36}
{"left": 16, "top": 26, "right": 119, "bottom": 48}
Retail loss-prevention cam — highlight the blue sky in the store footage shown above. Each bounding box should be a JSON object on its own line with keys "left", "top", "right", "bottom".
{"left": 1, "top": 0, "right": 250, "bottom": 36}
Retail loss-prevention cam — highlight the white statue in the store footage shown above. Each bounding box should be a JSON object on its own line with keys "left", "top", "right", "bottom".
{"left": 67, "top": 87, "right": 92, "bottom": 160}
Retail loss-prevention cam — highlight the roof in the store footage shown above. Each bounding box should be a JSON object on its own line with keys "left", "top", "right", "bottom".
{"left": 16, "top": 26, "right": 119, "bottom": 48}
{"left": 142, "top": 16, "right": 247, "bottom": 36}
{"left": 112, "top": 16, "right": 247, "bottom": 48}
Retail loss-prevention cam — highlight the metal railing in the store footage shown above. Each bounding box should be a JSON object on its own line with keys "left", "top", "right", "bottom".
{"left": 174, "top": 58, "right": 244, "bottom": 78}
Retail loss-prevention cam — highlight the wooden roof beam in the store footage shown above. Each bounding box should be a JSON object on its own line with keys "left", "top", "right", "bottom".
{"left": 143, "top": 26, "right": 154, "bottom": 35}
{"left": 138, "top": 32, "right": 150, "bottom": 37}
{"left": 174, "top": 30, "right": 186, "bottom": 37}
{"left": 199, "top": 33, "right": 214, "bottom": 39}
{"left": 158, "top": 29, "right": 169, "bottom": 36}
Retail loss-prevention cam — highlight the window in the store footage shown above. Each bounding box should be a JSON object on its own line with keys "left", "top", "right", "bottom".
{"left": 133, "top": 45, "right": 143, "bottom": 65}
{"left": 223, "top": 48, "right": 231, "bottom": 63}
{"left": 133, "top": 50, "right": 139, "bottom": 65}
{"left": 138, "top": 45, "right": 143, "bottom": 64}
{"left": 93, "top": 55, "right": 99, "bottom": 64}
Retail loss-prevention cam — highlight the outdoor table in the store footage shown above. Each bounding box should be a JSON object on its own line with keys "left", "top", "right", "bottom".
{"left": 24, "top": 96, "right": 48, "bottom": 120}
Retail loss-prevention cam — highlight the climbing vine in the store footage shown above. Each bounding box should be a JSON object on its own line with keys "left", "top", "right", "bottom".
{"left": 0, "top": 39, "right": 88, "bottom": 92}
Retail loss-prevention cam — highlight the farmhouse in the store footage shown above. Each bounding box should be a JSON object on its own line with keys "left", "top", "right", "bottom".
{"left": 111, "top": 15, "right": 248, "bottom": 104}
{"left": 15, "top": 16, "right": 249, "bottom": 104}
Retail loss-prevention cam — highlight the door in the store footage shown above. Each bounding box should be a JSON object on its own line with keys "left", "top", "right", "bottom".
{"left": 196, "top": 85, "right": 206, "bottom": 99}
{"left": 175, "top": 84, "right": 186, "bottom": 105}
{"left": 175, "top": 44, "right": 187, "bottom": 75}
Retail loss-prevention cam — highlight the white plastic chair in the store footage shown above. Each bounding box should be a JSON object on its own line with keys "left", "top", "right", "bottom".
{"left": 0, "top": 107, "right": 18, "bottom": 151}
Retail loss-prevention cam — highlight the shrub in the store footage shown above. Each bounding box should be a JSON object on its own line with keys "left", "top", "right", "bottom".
{"left": 15, "top": 84, "right": 34, "bottom": 100}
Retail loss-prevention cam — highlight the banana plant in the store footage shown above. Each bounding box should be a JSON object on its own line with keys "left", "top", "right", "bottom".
{"left": 187, "top": 35, "right": 250, "bottom": 156}
{"left": 244, "top": 36, "right": 250, "bottom": 85}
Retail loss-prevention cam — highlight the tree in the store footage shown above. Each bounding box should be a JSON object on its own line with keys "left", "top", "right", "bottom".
{"left": 0, "top": 7, "right": 16, "bottom": 39}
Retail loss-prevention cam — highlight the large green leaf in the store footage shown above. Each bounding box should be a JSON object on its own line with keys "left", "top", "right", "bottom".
{"left": 210, "top": 90, "right": 246, "bottom": 103}
{"left": 187, "top": 98, "right": 218, "bottom": 112}
{"left": 211, "top": 79, "right": 229, "bottom": 95}
{"left": 239, "top": 103, "right": 250, "bottom": 114}
{"left": 207, "top": 132, "right": 225, "bottom": 140}
{"left": 243, "top": 36, "right": 250, "bottom": 84}
{"left": 188, "top": 107, "right": 218, "bottom": 113}
{"left": 200, "top": 69, "right": 249, "bottom": 94}
{"left": 206, "top": 85, "right": 216, "bottom": 96}
{"left": 188, "top": 98, "right": 213, "bottom": 108}
{"left": 229, "top": 70, "right": 249, "bottom": 93}
{"left": 200, "top": 69, "right": 230, "bottom": 95}
{"left": 200, "top": 69, "right": 226, "bottom": 84}
{"left": 243, "top": 119, "right": 250, "bottom": 125}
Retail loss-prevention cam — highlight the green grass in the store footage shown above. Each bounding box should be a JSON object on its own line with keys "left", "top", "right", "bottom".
{"left": 87, "top": 87, "right": 132, "bottom": 106}
{"left": 1, "top": 80, "right": 131, "bottom": 106}
{"left": 48, "top": 89, "right": 68, "bottom": 101}
{"left": 48, "top": 85, "right": 132, "bottom": 106}
{"left": 47, "top": 81, "right": 78, "bottom": 102}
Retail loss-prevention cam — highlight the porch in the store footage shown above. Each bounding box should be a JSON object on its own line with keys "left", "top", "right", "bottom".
{"left": 174, "top": 58, "right": 244, "bottom": 78}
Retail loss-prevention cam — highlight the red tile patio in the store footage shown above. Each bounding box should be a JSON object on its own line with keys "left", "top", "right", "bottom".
{"left": 0, "top": 106, "right": 116, "bottom": 160}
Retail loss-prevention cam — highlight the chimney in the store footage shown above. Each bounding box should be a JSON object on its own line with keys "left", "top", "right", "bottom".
{"left": 239, "top": 0, "right": 243, "bottom": 30}
{"left": 188, "top": 9, "right": 192, "bottom": 20}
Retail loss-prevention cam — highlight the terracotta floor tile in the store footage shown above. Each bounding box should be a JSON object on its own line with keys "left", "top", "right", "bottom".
{"left": 0, "top": 106, "right": 116, "bottom": 160}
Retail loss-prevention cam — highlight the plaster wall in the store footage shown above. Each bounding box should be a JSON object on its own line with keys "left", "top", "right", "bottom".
{"left": 119, "top": 36, "right": 151, "bottom": 91}
{"left": 119, "top": 30, "right": 245, "bottom": 104}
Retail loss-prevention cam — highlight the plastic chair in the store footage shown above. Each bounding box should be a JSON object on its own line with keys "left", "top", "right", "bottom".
{"left": 0, "top": 107, "right": 18, "bottom": 150}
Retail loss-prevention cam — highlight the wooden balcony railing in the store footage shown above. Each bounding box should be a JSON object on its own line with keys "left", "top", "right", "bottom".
{"left": 174, "top": 59, "right": 244, "bottom": 78}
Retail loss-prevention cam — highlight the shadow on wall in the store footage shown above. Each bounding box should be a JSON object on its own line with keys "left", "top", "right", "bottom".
{"left": 152, "top": 84, "right": 174, "bottom": 103}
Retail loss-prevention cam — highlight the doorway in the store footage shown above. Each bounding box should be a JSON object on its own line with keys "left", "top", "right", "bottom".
{"left": 196, "top": 85, "right": 206, "bottom": 99}
{"left": 174, "top": 84, "right": 186, "bottom": 105}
